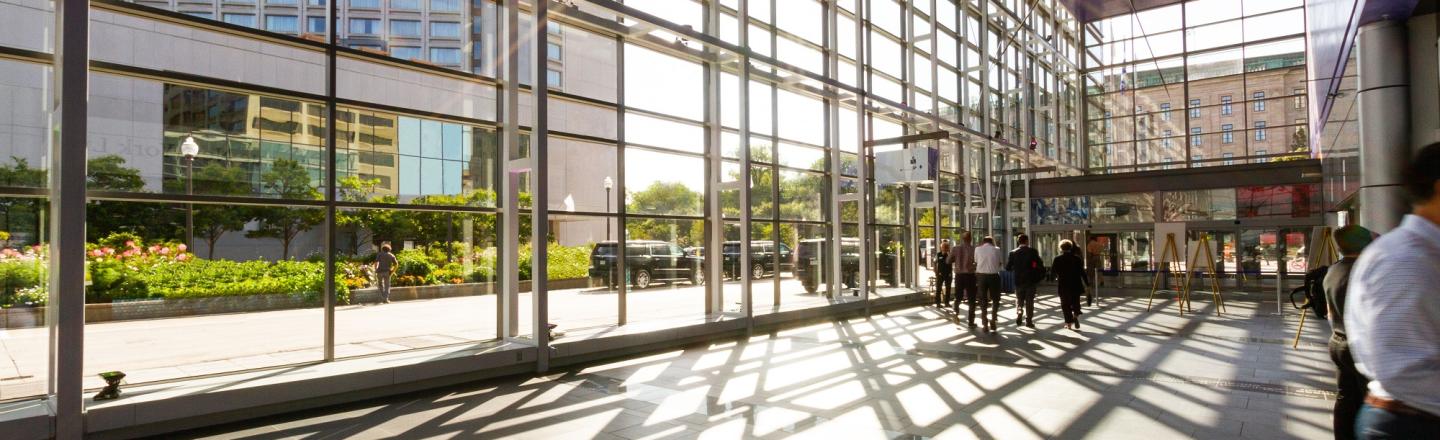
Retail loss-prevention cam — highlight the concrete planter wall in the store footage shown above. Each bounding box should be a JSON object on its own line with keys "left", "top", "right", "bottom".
{"left": 0, "top": 278, "right": 593, "bottom": 329}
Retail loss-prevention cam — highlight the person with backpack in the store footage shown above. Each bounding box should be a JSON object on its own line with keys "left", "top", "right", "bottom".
{"left": 1005, "top": 234, "right": 1045, "bottom": 328}
{"left": 1324, "top": 225, "right": 1375, "bottom": 440}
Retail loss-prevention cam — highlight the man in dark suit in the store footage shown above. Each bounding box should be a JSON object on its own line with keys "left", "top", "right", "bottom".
{"left": 1005, "top": 234, "right": 1044, "bottom": 328}
{"left": 1051, "top": 240, "right": 1090, "bottom": 330}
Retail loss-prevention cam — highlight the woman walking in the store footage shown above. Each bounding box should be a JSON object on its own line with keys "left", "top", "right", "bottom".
{"left": 1051, "top": 240, "right": 1090, "bottom": 330}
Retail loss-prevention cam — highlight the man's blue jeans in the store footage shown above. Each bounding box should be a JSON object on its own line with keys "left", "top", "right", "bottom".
{"left": 1356, "top": 403, "right": 1440, "bottom": 439}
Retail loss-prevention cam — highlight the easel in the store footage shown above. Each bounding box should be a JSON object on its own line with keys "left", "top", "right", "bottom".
{"left": 1146, "top": 233, "right": 1184, "bottom": 314}
{"left": 1180, "top": 233, "right": 1226, "bottom": 315}
{"left": 1292, "top": 227, "right": 1341, "bottom": 348}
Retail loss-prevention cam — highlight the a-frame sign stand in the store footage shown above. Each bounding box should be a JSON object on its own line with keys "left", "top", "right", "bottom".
{"left": 1292, "top": 227, "right": 1341, "bottom": 348}
{"left": 1146, "top": 233, "right": 1184, "bottom": 314}
{"left": 1181, "top": 233, "right": 1226, "bottom": 316}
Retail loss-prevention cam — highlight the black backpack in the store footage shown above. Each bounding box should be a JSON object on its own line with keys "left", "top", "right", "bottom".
{"left": 1290, "top": 266, "right": 1329, "bottom": 319}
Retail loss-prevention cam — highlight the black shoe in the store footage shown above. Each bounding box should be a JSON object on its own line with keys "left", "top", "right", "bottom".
{"left": 1026, "top": 320, "right": 1035, "bottom": 328}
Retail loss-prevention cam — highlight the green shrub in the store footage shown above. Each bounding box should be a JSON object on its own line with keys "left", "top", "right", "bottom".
{"left": 97, "top": 232, "right": 143, "bottom": 250}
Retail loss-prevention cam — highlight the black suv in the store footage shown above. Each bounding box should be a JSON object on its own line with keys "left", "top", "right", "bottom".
{"left": 721, "top": 241, "right": 794, "bottom": 280}
{"left": 795, "top": 238, "right": 899, "bottom": 294}
{"left": 588, "top": 240, "right": 704, "bottom": 289}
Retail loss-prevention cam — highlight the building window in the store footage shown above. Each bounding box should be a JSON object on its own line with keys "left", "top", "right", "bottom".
{"left": 184, "top": 11, "right": 213, "bottom": 19}
{"left": 548, "top": 22, "right": 563, "bottom": 36}
{"left": 1159, "top": 102, "right": 1170, "bottom": 121}
{"left": 223, "top": 13, "right": 256, "bottom": 28}
{"left": 1188, "top": 99, "right": 1200, "bottom": 118}
{"left": 1190, "top": 127, "right": 1201, "bottom": 146}
{"left": 430, "top": 0, "right": 460, "bottom": 11}
{"left": 546, "top": 42, "right": 562, "bottom": 61}
{"left": 265, "top": 15, "right": 298, "bottom": 33}
{"left": 307, "top": 16, "right": 326, "bottom": 33}
{"left": 1223, "top": 152, "right": 1234, "bottom": 166}
{"left": 350, "top": 0, "right": 379, "bottom": 7}
{"left": 1162, "top": 130, "right": 1173, "bottom": 148}
{"left": 349, "top": 18, "right": 381, "bottom": 34}
{"left": 430, "top": 21, "right": 461, "bottom": 38}
{"left": 391, "top": 0, "right": 419, "bottom": 9}
{"left": 1294, "top": 88, "right": 1305, "bottom": 109}
{"left": 430, "top": 47, "right": 462, "bottom": 65}
{"left": 1253, "top": 91, "right": 1266, "bottom": 111}
{"left": 392, "top": 46, "right": 423, "bottom": 61}
{"left": 1256, "top": 149, "right": 1268, "bottom": 162}
{"left": 547, "top": 69, "right": 562, "bottom": 88}
{"left": 308, "top": 0, "right": 324, "bottom": 5}
{"left": 1222, "top": 124, "right": 1233, "bottom": 144}
{"left": 390, "top": 20, "right": 421, "bottom": 37}
{"left": 1191, "top": 154, "right": 1203, "bottom": 162}
{"left": 1220, "top": 96, "right": 1232, "bottom": 115}
{"left": 1254, "top": 121, "right": 1267, "bottom": 140}
{"left": 268, "top": 0, "right": 297, "bottom": 5}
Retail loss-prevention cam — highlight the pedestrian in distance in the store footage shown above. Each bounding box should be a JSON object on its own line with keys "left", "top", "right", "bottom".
{"left": 1051, "top": 240, "right": 1090, "bottom": 330}
{"left": 973, "top": 236, "right": 1005, "bottom": 332}
{"left": 374, "top": 244, "right": 398, "bottom": 304}
{"left": 1345, "top": 142, "right": 1440, "bottom": 439}
{"left": 1324, "top": 224, "right": 1375, "bottom": 440}
{"left": 948, "top": 232, "right": 979, "bottom": 327}
{"left": 1005, "top": 234, "right": 1045, "bottom": 328}
{"left": 934, "top": 240, "right": 953, "bottom": 310}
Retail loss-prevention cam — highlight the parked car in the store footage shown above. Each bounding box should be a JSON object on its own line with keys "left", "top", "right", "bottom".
{"left": 795, "top": 238, "right": 900, "bottom": 294}
{"left": 721, "top": 240, "right": 794, "bottom": 280}
{"left": 588, "top": 240, "right": 704, "bottom": 289}
{"left": 796, "top": 238, "right": 856, "bottom": 294}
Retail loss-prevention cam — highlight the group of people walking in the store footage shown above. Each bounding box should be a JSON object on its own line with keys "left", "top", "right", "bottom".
{"left": 932, "top": 232, "right": 1093, "bottom": 332}
{"left": 1322, "top": 143, "right": 1440, "bottom": 439}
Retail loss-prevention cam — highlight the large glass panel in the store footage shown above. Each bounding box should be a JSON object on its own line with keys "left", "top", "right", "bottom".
{"left": 84, "top": 202, "right": 325, "bottom": 388}
{"left": 1090, "top": 193, "right": 1155, "bottom": 224}
{"left": 622, "top": 217, "right": 704, "bottom": 325}
{"left": 335, "top": 208, "right": 499, "bottom": 356}
{"left": 1162, "top": 189, "right": 1237, "bottom": 221}
{"left": 0, "top": 32, "right": 46, "bottom": 401}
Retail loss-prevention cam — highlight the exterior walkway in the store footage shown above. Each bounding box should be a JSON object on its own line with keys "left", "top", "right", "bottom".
{"left": 175, "top": 295, "right": 1338, "bottom": 439}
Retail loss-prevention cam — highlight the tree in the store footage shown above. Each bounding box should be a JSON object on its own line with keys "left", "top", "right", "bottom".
{"left": 0, "top": 158, "right": 46, "bottom": 246}
{"left": 625, "top": 182, "right": 703, "bottom": 247}
{"left": 86, "top": 155, "right": 183, "bottom": 242}
{"left": 247, "top": 159, "right": 323, "bottom": 259}
{"left": 190, "top": 163, "right": 253, "bottom": 259}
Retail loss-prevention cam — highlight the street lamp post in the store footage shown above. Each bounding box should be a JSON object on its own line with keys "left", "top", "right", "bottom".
{"left": 603, "top": 176, "right": 614, "bottom": 241}
{"left": 180, "top": 136, "right": 200, "bottom": 252}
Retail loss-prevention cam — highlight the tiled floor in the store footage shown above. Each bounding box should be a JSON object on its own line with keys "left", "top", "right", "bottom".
{"left": 176, "top": 293, "right": 1338, "bottom": 439}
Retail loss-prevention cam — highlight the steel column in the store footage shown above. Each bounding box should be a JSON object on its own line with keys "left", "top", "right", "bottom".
{"left": 1356, "top": 20, "right": 1412, "bottom": 234}
{"left": 50, "top": 0, "right": 88, "bottom": 434}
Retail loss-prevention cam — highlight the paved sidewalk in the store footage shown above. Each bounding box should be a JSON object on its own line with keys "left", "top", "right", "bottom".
{"left": 176, "top": 296, "right": 1337, "bottom": 439}
{"left": 0, "top": 277, "right": 888, "bottom": 400}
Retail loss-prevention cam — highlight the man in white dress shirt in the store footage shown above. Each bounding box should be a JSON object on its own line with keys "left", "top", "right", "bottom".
{"left": 974, "top": 236, "right": 1006, "bottom": 332}
{"left": 1345, "top": 142, "right": 1440, "bottom": 438}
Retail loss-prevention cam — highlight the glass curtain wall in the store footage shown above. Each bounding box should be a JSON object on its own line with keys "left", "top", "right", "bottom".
{"left": 1082, "top": 0, "right": 1309, "bottom": 173}
{"left": 0, "top": 0, "right": 1084, "bottom": 404}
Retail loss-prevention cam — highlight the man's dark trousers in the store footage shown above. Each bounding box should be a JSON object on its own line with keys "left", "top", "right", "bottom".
{"left": 1016, "top": 282, "right": 1037, "bottom": 323}
{"left": 935, "top": 270, "right": 952, "bottom": 307}
{"left": 976, "top": 273, "right": 1001, "bottom": 325}
{"left": 1329, "top": 336, "right": 1367, "bottom": 440}
{"left": 955, "top": 273, "right": 977, "bottom": 321}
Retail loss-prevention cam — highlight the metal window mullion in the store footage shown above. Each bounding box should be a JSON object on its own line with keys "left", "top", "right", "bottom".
{"left": 50, "top": 0, "right": 87, "bottom": 434}
{"left": 499, "top": 0, "right": 521, "bottom": 340}
{"left": 927, "top": 0, "right": 940, "bottom": 260}
{"left": 616, "top": 32, "right": 628, "bottom": 326}
{"left": 770, "top": 0, "right": 780, "bottom": 308}
{"left": 858, "top": 0, "right": 871, "bottom": 307}
{"left": 532, "top": 0, "right": 551, "bottom": 372}
{"left": 739, "top": 0, "right": 753, "bottom": 324}
{"left": 703, "top": 0, "right": 721, "bottom": 316}
{"left": 825, "top": 0, "right": 843, "bottom": 299}
{"left": 323, "top": 0, "right": 339, "bottom": 363}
